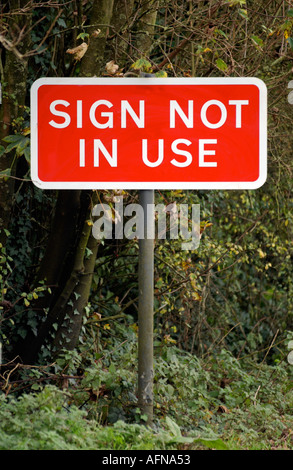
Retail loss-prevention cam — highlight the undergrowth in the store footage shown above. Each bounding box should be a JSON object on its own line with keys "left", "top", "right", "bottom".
{"left": 1, "top": 324, "right": 293, "bottom": 450}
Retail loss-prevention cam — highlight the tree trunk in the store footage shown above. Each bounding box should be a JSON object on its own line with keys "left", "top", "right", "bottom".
{"left": 104, "top": 0, "right": 135, "bottom": 67}
{"left": 79, "top": 0, "right": 115, "bottom": 77}
{"left": 35, "top": 190, "right": 81, "bottom": 289}
{"left": 132, "top": 0, "right": 159, "bottom": 58}
{"left": 52, "top": 221, "right": 99, "bottom": 353}
{"left": 24, "top": 194, "right": 97, "bottom": 362}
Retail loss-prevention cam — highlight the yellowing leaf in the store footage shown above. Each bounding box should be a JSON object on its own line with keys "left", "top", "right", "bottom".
{"left": 192, "top": 291, "right": 202, "bottom": 301}
{"left": 155, "top": 70, "right": 168, "bottom": 77}
{"left": 163, "top": 334, "right": 176, "bottom": 344}
{"left": 131, "top": 58, "right": 152, "bottom": 73}
{"left": 130, "top": 323, "right": 138, "bottom": 332}
{"left": 258, "top": 248, "right": 266, "bottom": 258}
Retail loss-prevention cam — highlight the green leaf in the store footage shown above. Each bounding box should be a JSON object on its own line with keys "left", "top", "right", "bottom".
{"left": 251, "top": 35, "right": 264, "bottom": 48}
{"left": 227, "top": 0, "right": 246, "bottom": 5}
{"left": 165, "top": 416, "right": 183, "bottom": 438}
{"left": 238, "top": 8, "right": 248, "bottom": 19}
{"left": 198, "top": 438, "right": 229, "bottom": 450}
{"left": 287, "top": 9, "right": 293, "bottom": 17}
{"left": 2, "top": 134, "right": 23, "bottom": 143}
{"left": 287, "top": 350, "right": 293, "bottom": 365}
{"left": 23, "top": 147, "right": 30, "bottom": 163}
{"left": 215, "top": 28, "right": 228, "bottom": 39}
{"left": 216, "top": 58, "right": 228, "bottom": 71}
{"left": 57, "top": 18, "right": 67, "bottom": 28}
{"left": 287, "top": 37, "right": 293, "bottom": 50}
{"left": 77, "top": 32, "right": 89, "bottom": 41}
{"left": 0, "top": 168, "right": 11, "bottom": 181}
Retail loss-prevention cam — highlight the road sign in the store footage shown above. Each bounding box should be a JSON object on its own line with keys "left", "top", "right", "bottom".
{"left": 31, "top": 77, "right": 267, "bottom": 190}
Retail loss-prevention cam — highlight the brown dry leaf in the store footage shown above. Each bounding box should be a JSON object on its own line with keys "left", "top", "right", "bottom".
{"left": 105, "top": 60, "right": 119, "bottom": 75}
{"left": 91, "top": 29, "right": 101, "bottom": 38}
{"left": 66, "top": 42, "right": 88, "bottom": 61}
{"left": 217, "top": 405, "right": 230, "bottom": 414}
{"left": 91, "top": 312, "right": 102, "bottom": 323}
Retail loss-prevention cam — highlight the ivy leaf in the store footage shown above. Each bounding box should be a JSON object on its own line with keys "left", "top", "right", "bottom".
{"left": 2, "top": 133, "right": 30, "bottom": 157}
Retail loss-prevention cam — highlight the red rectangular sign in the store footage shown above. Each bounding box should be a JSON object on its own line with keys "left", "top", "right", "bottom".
{"left": 30, "top": 77, "right": 267, "bottom": 189}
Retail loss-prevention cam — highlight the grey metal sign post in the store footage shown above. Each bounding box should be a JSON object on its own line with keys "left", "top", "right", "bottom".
{"left": 138, "top": 189, "right": 154, "bottom": 425}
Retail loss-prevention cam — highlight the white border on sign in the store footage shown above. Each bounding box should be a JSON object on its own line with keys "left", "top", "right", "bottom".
{"left": 30, "top": 77, "right": 267, "bottom": 190}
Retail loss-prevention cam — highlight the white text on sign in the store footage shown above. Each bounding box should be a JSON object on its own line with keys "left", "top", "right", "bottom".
{"left": 48, "top": 99, "right": 249, "bottom": 169}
